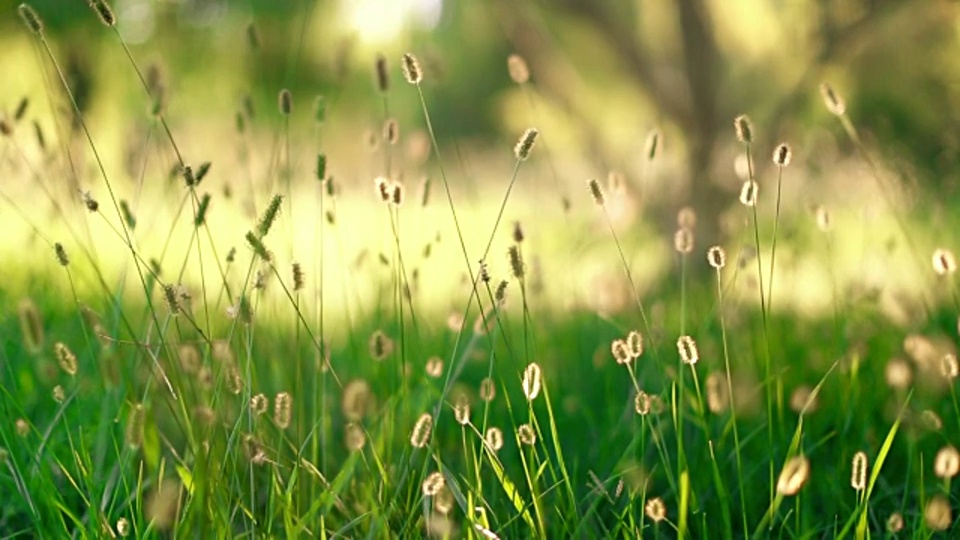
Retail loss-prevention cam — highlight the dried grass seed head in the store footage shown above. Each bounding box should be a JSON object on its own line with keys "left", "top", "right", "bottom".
{"left": 89, "top": 0, "right": 116, "bottom": 27}
{"left": 634, "top": 390, "right": 651, "bottom": 415}
{"left": 514, "top": 128, "right": 538, "bottom": 161}
{"left": 508, "top": 244, "right": 525, "bottom": 279}
{"left": 453, "top": 393, "right": 471, "bottom": 425}
{"left": 940, "top": 353, "right": 959, "bottom": 380}
{"left": 677, "top": 335, "right": 699, "bottom": 365}
{"left": 479, "top": 377, "right": 496, "bottom": 402}
{"left": 18, "top": 4, "right": 43, "bottom": 35}
{"left": 383, "top": 118, "right": 399, "bottom": 145}
{"left": 773, "top": 142, "right": 792, "bottom": 167}
{"left": 422, "top": 471, "right": 445, "bottom": 496}
{"left": 674, "top": 227, "right": 694, "bottom": 254}
{"left": 278, "top": 89, "right": 292, "bottom": 116}
{"left": 626, "top": 330, "right": 643, "bottom": 358}
{"left": 587, "top": 178, "right": 605, "bottom": 205}
{"left": 934, "top": 445, "right": 960, "bottom": 479}
{"left": 522, "top": 362, "right": 542, "bottom": 400}
{"left": 819, "top": 82, "right": 846, "bottom": 116}
{"left": 507, "top": 54, "right": 529, "bottom": 84}
{"left": 611, "top": 339, "right": 631, "bottom": 365}
{"left": 517, "top": 423, "right": 536, "bottom": 445}
{"left": 850, "top": 451, "right": 868, "bottom": 490}
{"left": 410, "top": 413, "right": 433, "bottom": 448}
{"left": 401, "top": 52, "right": 422, "bottom": 84}
{"left": 485, "top": 427, "right": 504, "bottom": 451}
{"left": 734, "top": 114, "right": 753, "bottom": 144}
{"left": 54, "top": 242, "right": 69, "bottom": 266}
{"left": 54, "top": 342, "right": 78, "bottom": 376}
{"left": 369, "top": 330, "right": 394, "bottom": 361}
{"left": 932, "top": 248, "right": 957, "bottom": 275}
{"left": 924, "top": 495, "right": 952, "bottom": 531}
{"left": 425, "top": 356, "right": 443, "bottom": 378}
{"left": 739, "top": 180, "right": 758, "bottom": 206}
{"left": 375, "top": 54, "right": 389, "bottom": 92}
{"left": 707, "top": 246, "right": 726, "bottom": 269}
{"left": 776, "top": 455, "right": 810, "bottom": 496}
{"left": 644, "top": 498, "right": 667, "bottom": 522}
{"left": 250, "top": 393, "right": 268, "bottom": 415}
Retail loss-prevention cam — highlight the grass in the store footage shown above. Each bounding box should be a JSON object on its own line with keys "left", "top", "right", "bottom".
{"left": 1, "top": 2, "right": 959, "bottom": 537}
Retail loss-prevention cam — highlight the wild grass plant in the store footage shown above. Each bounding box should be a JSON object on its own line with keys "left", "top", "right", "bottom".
{"left": 1, "top": 2, "right": 959, "bottom": 537}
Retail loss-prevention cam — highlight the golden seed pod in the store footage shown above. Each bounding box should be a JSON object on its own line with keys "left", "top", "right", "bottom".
{"left": 734, "top": 114, "right": 753, "bottom": 144}
{"left": 401, "top": 53, "right": 422, "bottom": 84}
{"left": 676, "top": 335, "right": 699, "bottom": 365}
{"left": 453, "top": 393, "right": 471, "bottom": 425}
{"left": 116, "top": 517, "right": 130, "bottom": 537}
{"left": 54, "top": 342, "right": 78, "bottom": 376}
{"left": 932, "top": 248, "right": 957, "bottom": 275}
{"left": 634, "top": 391, "right": 651, "bottom": 415}
{"left": 479, "top": 377, "right": 497, "bottom": 402}
{"left": 425, "top": 356, "right": 444, "bottom": 378}
{"left": 934, "top": 445, "right": 960, "bottom": 479}
{"left": 225, "top": 364, "right": 243, "bottom": 395}
{"left": 707, "top": 246, "right": 726, "bottom": 269}
{"left": 410, "top": 413, "right": 433, "bottom": 448}
{"left": 344, "top": 423, "right": 366, "bottom": 451}
{"left": 885, "top": 512, "right": 904, "bottom": 533}
{"left": 422, "top": 471, "right": 445, "bottom": 496}
{"left": 514, "top": 128, "right": 538, "bottom": 161}
{"left": 776, "top": 455, "right": 810, "bottom": 496}
{"left": 250, "top": 393, "right": 268, "bottom": 415}
{"left": 674, "top": 227, "right": 694, "bottom": 254}
{"left": 611, "top": 339, "right": 630, "bottom": 365}
{"left": 850, "top": 451, "right": 868, "bottom": 491}
{"left": 522, "top": 362, "right": 542, "bottom": 400}
{"left": 644, "top": 497, "right": 667, "bottom": 522}
{"left": 273, "top": 392, "right": 292, "bottom": 429}
{"left": 507, "top": 54, "right": 530, "bottom": 84}
{"left": 772, "top": 142, "right": 792, "bottom": 167}
{"left": 819, "top": 82, "right": 846, "bottom": 116}
{"left": 484, "top": 427, "right": 504, "bottom": 452}
{"left": 517, "top": 423, "right": 536, "bottom": 445}
{"left": 924, "top": 495, "right": 952, "bottom": 531}
{"left": 587, "top": 178, "right": 605, "bottom": 206}
{"left": 739, "top": 180, "right": 758, "bottom": 207}
{"left": 626, "top": 330, "right": 643, "bottom": 358}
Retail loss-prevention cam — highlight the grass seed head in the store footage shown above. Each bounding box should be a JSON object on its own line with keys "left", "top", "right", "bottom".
{"left": 773, "top": 142, "right": 792, "bottom": 167}
{"left": 522, "top": 362, "right": 542, "bottom": 400}
{"left": 81, "top": 190, "right": 99, "bottom": 212}
{"left": 885, "top": 513, "right": 904, "bottom": 533}
{"left": 54, "top": 242, "right": 69, "bottom": 266}
{"left": 674, "top": 227, "right": 694, "bottom": 254}
{"left": 250, "top": 393, "right": 268, "bottom": 415}
{"left": 677, "top": 335, "right": 699, "bottom": 365}
{"left": 507, "top": 54, "right": 529, "bottom": 84}
{"left": 383, "top": 118, "right": 399, "bottom": 145}
{"left": 508, "top": 245, "right": 525, "bottom": 279}
{"left": 344, "top": 423, "right": 366, "bottom": 451}
{"left": 88, "top": 0, "right": 116, "bottom": 27}
{"left": 425, "top": 356, "right": 443, "bottom": 378}
{"left": 292, "top": 262, "right": 305, "bottom": 291}
{"left": 815, "top": 205, "right": 832, "bottom": 231}
{"left": 776, "top": 455, "right": 810, "bottom": 496}
{"left": 18, "top": 4, "right": 43, "bottom": 35}
{"left": 116, "top": 517, "right": 130, "bottom": 537}
{"left": 278, "top": 89, "right": 292, "bottom": 115}
{"left": 15, "top": 418, "right": 29, "bottom": 437}
{"left": 375, "top": 54, "right": 389, "bottom": 91}
{"left": 410, "top": 413, "right": 433, "bottom": 448}
{"left": 162, "top": 284, "right": 180, "bottom": 315}
{"left": 342, "top": 379, "right": 373, "bottom": 421}
{"left": 14, "top": 97, "right": 28, "bottom": 122}
{"left": 369, "top": 330, "right": 394, "bottom": 361}
{"left": 739, "top": 180, "right": 758, "bottom": 206}
{"left": 707, "top": 246, "right": 726, "bottom": 269}
{"left": 819, "top": 82, "right": 846, "bottom": 116}
{"left": 644, "top": 498, "right": 666, "bottom": 522}
{"left": 514, "top": 128, "right": 538, "bottom": 161}
{"left": 634, "top": 391, "right": 651, "bottom": 415}
{"left": 391, "top": 181, "right": 405, "bottom": 206}
{"left": 480, "top": 377, "right": 496, "bottom": 402}
{"left": 257, "top": 194, "right": 283, "bottom": 237}
{"left": 587, "top": 178, "right": 605, "bottom": 205}
{"left": 645, "top": 128, "right": 660, "bottom": 160}
{"left": 54, "top": 342, "right": 77, "bottom": 376}
{"left": 734, "top": 114, "right": 753, "bottom": 144}
{"left": 453, "top": 393, "right": 471, "bottom": 425}
{"left": 934, "top": 445, "right": 960, "bottom": 479}
{"left": 401, "top": 53, "right": 423, "bottom": 84}
{"left": 677, "top": 207, "right": 697, "bottom": 229}
{"left": 940, "top": 353, "right": 958, "bottom": 380}
{"left": 885, "top": 358, "right": 913, "bottom": 390}
{"left": 434, "top": 487, "right": 455, "bottom": 514}
{"left": 611, "top": 339, "right": 631, "bottom": 365}
{"left": 512, "top": 221, "right": 524, "bottom": 243}
{"left": 626, "top": 330, "right": 643, "bottom": 358}
{"left": 518, "top": 423, "right": 536, "bottom": 445}
{"left": 125, "top": 403, "right": 145, "bottom": 449}
{"left": 18, "top": 299, "right": 43, "bottom": 354}
{"left": 495, "top": 279, "right": 509, "bottom": 304}
{"left": 932, "top": 248, "right": 957, "bottom": 275}
{"left": 52, "top": 385, "right": 65, "bottom": 403}
{"left": 485, "top": 427, "right": 504, "bottom": 451}
{"left": 850, "top": 451, "right": 868, "bottom": 491}
{"left": 924, "top": 495, "right": 952, "bottom": 531}
{"left": 422, "top": 471, "right": 445, "bottom": 496}
{"left": 706, "top": 372, "right": 729, "bottom": 413}
{"left": 273, "top": 392, "right": 292, "bottom": 429}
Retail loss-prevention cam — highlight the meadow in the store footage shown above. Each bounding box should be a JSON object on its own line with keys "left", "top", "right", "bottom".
{"left": 1, "top": 1, "right": 959, "bottom": 537}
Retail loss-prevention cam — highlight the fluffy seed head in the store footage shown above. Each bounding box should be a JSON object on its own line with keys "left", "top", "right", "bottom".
{"left": 776, "top": 456, "right": 810, "bottom": 496}
{"left": 934, "top": 445, "right": 960, "bottom": 479}
{"left": 514, "top": 128, "right": 538, "bottom": 161}
{"left": 257, "top": 194, "right": 283, "bottom": 237}
{"left": 611, "top": 339, "right": 631, "bottom": 365}
{"left": 734, "top": 115, "right": 753, "bottom": 144}
{"left": 54, "top": 242, "right": 69, "bottom": 266}
{"left": 250, "top": 394, "right": 268, "bottom": 415}
{"left": 924, "top": 495, "right": 952, "bottom": 531}
{"left": 81, "top": 191, "right": 99, "bottom": 212}
{"left": 162, "top": 284, "right": 180, "bottom": 315}
{"left": 512, "top": 221, "right": 524, "bottom": 243}
{"left": 342, "top": 379, "right": 373, "bottom": 421}
{"left": 707, "top": 246, "right": 726, "bottom": 269}
{"left": 434, "top": 487, "right": 455, "bottom": 514}
{"left": 344, "top": 423, "right": 366, "bottom": 451}
{"left": 274, "top": 392, "right": 292, "bottom": 429}
{"left": 291, "top": 262, "right": 305, "bottom": 291}
{"left": 425, "top": 356, "right": 443, "bottom": 378}
{"left": 886, "top": 512, "right": 904, "bottom": 533}
{"left": 18, "top": 4, "right": 43, "bottom": 35}
{"left": 375, "top": 54, "right": 389, "bottom": 92}
{"left": 89, "top": 0, "right": 116, "bottom": 27}
{"left": 819, "top": 83, "right": 846, "bottom": 116}
{"left": 674, "top": 227, "right": 694, "bottom": 254}
{"left": 508, "top": 245, "right": 525, "bottom": 279}
{"left": 116, "top": 517, "right": 130, "bottom": 537}
{"left": 522, "top": 362, "right": 542, "bottom": 400}
{"left": 375, "top": 176, "right": 391, "bottom": 202}
{"left": 644, "top": 498, "right": 666, "bottom": 522}
{"left": 391, "top": 181, "right": 404, "bottom": 206}
{"left": 369, "top": 330, "right": 394, "bottom": 361}
{"left": 677, "top": 335, "right": 699, "bottom": 365}
{"left": 634, "top": 391, "right": 651, "bottom": 415}
{"left": 706, "top": 372, "right": 729, "bottom": 413}
{"left": 52, "top": 385, "right": 65, "bottom": 403}
{"left": 401, "top": 53, "right": 422, "bottom": 84}
{"left": 588, "top": 178, "right": 605, "bottom": 205}
{"left": 507, "top": 54, "right": 529, "bottom": 84}
{"left": 677, "top": 207, "right": 697, "bottom": 229}
{"left": 773, "top": 143, "right": 792, "bottom": 167}
{"left": 422, "top": 471, "right": 445, "bottom": 496}
{"left": 850, "top": 451, "right": 868, "bottom": 491}
{"left": 739, "top": 181, "right": 758, "bottom": 206}
{"left": 517, "top": 424, "right": 536, "bottom": 445}
{"left": 453, "top": 393, "right": 470, "bottom": 425}
{"left": 125, "top": 403, "right": 145, "bottom": 449}
{"left": 54, "top": 342, "right": 77, "bottom": 376}
{"left": 278, "top": 89, "right": 292, "bottom": 115}
{"left": 885, "top": 358, "right": 913, "bottom": 390}
{"left": 940, "top": 353, "right": 958, "bottom": 380}
{"left": 626, "top": 330, "right": 643, "bottom": 358}
{"left": 410, "top": 413, "right": 433, "bottom": 448}
{"left": 932, "top": 248, "right": 957, "bottom": 275}
{"left": 383, "top": 118, "right": 399, "bottom": 145}
{"left": 485, "top": 427, "right": 504, "bottom": 451}
{"left": 479, "top": 377, "right": 496, "bottom": 402}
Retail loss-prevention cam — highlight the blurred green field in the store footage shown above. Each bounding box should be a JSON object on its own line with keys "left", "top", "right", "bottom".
{"left": 3, "top": 0, "right": 960, "bottom": 537}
